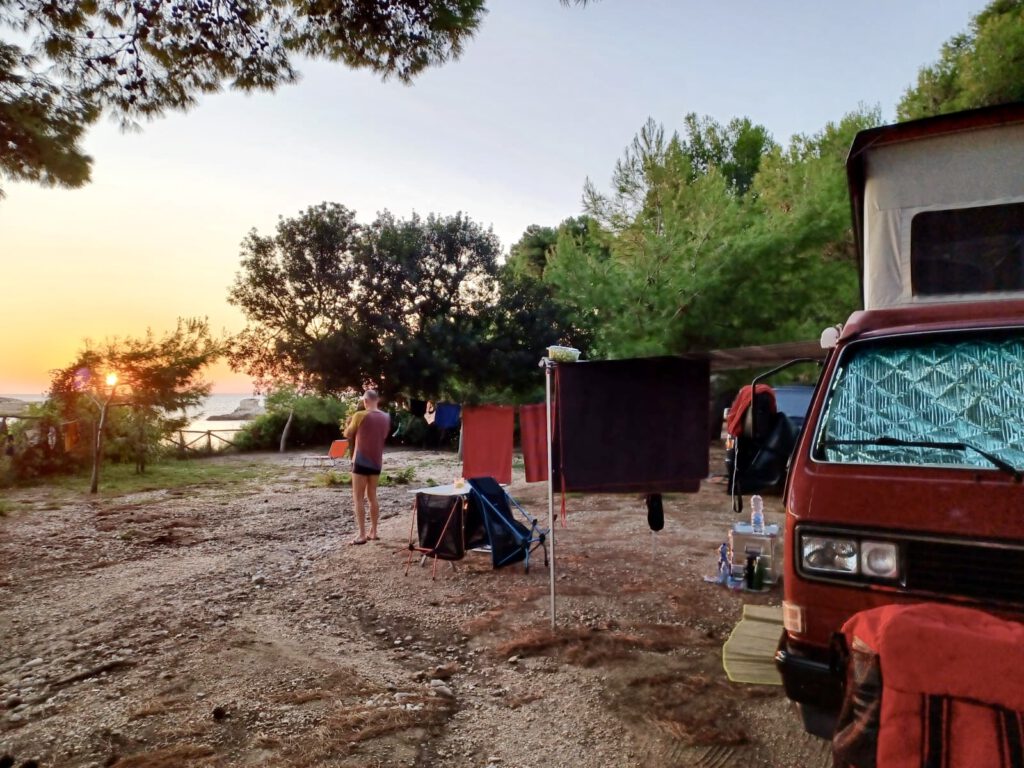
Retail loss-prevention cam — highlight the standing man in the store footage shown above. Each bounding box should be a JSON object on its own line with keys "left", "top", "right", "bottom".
{"left": 343, "top": 389, "right": 390, "bottom": 544}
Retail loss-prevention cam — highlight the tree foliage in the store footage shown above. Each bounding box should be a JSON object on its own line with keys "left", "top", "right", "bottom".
{"left": 898, "top": 0, "right": 1024, "bottom": 120}
{"left": 506, "top": 224, "right": 557, "bottom": 279}
{"left": 0, "top": 41, "right": 96, "bottom": 194}
{"left": 0, "top": 0, "right": 487, "bottom": 191}
{"left": 229, "top": 204, "right": 576, "bottom": 402}
{"left": 0, "top": 0, "right": 598, "bottom": 193}
{"left": 48, "top": 318, "right": 224, "bottom": 486}
{"left": 228, "top": 202, "right": 362, "bottom": 390}
{"left": 541, "top": 108, "right": 879, "bottom": 362}
{"left": 349, "top": 210, "right": 501, "bottom": 397}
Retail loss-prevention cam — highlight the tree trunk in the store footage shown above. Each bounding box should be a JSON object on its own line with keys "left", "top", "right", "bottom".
{"left": 89, "top": 403, "right": 109, "bottom": 494}
{"left": 279, "top": 408, "right": 294, "bottom": 453}
{"left": 135, "top": 410, "right": 146, "bottom": 474}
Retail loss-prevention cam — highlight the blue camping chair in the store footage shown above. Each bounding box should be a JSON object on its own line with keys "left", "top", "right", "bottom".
{"left": 466, "top": 477, "right": 548, "bottom": 573}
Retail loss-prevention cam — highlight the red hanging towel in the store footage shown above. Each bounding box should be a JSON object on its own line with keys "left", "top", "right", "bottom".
{"left": 461, "top": 405, "right": 514, "bottom": 485}
{"left": 834, "top": 603, "right": 1024, "bottom": 768}
{"left": 518, "top": 403, "right": 549, "bottom": 483}
{"left": 726, "top": 383, "right": 776, "bottom": 437}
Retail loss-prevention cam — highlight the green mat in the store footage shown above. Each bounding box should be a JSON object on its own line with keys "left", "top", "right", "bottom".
{"left": 722, "top": 604, "right": 784, "bottom": 685}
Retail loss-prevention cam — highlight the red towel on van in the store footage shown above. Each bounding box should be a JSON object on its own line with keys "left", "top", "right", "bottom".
{"left": 834, "top": 603, "right": 1024, "bottom": 768}
{"left": 519, "top": 403, "right": 549, "bottom": 483}
{"left": 726, "top": 384, "right": 776, "bottom": 437}
{"left": 461, "top": 405, "right": 514, "bottom": 485}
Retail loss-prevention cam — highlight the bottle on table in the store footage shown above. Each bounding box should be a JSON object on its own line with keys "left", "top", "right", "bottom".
{"left": 750, "top": 494, "right": 765, "bottom": 534}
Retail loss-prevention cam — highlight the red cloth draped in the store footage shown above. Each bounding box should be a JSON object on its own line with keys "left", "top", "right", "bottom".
{"left": 836, "top": 604, "right": 1024, "bottom": 767}
{"left": 519, "top": 403, "right": 549, "bottom": 483}
{"left": 726, "top": 384, "right": 776, "bottom": 437}
{"left": 461, "top": 405, "right": 514, "bottom": 485}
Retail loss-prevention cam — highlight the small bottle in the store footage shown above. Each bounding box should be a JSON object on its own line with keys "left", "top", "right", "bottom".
{"left": 753, "top": 556, "right": 767, "bottom": 590}
{"left": 750, "top": 494, "right": 765, "bottom": 534}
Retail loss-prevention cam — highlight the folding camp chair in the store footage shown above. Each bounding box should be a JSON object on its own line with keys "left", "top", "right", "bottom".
{"left": 302, "top": 439, "right": 349, "bottom": 468}
{"left": 466, "top": 477, "right": 548, "bottom": 573}
{"left": 405, "top": 492, "right": 469, "bottom": 579}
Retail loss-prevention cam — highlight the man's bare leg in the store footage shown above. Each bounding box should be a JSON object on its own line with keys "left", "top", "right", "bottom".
{"left": 350, "top": 474, "right": 368, "bottom": 543}
{"left": 366, "top": 474, "right": 381, "bottom": 539}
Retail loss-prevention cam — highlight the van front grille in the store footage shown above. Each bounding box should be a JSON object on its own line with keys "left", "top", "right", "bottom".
{"left": 904, "top": 538, "right": 1024, "bottom": 606}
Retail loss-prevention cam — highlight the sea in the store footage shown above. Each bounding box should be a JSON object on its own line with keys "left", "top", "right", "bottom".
{"left": 0, "top": 392, "right": 260, "bottom": 435}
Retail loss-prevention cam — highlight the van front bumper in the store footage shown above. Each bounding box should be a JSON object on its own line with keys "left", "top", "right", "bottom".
{"left": 775, "top": 633, "right": 844, "bottom": 738}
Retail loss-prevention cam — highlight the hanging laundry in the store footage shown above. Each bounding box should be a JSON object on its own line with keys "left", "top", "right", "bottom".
{"left": 63, "top": 421, "right": 80, "bottom": 452}
{"left": 518, "top": 403, "right": 549, "bottom": 483}
{"left": 461, "top": 405, "right": 514, "bottom": 485}
{"left": 554, "top": 356, "right": 709, "bottom": 493}
{"left": 434, "top": 402, "right": 462, "bottom": 430}
{"left": 726, "top": 384, "right": 776, "bottom": 438}
{"left": 646, "top": 494, "right": 664, "bottom": 531}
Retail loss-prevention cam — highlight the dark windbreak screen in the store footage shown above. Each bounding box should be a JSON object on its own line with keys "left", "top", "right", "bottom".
{"left": 911, "top": 202, "right": 1024, "bottom": 297}
{"left": 815, "top": 332, "right": 1024, "bottom": 470}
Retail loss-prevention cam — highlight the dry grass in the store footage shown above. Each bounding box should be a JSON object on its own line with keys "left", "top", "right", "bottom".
{"left": 328, "top": 696, "right": 451, "bottom": 742}
{"left": 460, "top": 608, "right": 504, "bottom": 635}
{"left": 270, "top": 668, "right": 372, "bottom": 706}
{"left": 275, "top": 688, "right": 330, "bottom": 705}
{"left": 109, "top": 745, "right": 216, "bottom": 767}
{"left": 279, "top": 695, "right": 454, "bottom": 767}
{"left": 615, "top": 666, "right": 750, "bottom": 747}
{"left": 128, "top": 695, "right": 187, "bottom": 720}
{"left": 506, "top": 691, "right": 543, "bottom": 708}
{"left": 494, "top": 622, "right": 709, "bottom": 667}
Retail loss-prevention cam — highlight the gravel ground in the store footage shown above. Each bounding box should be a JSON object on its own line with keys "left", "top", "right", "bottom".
{"left": 0, "top": 448, "right": 831, "bottom": 767}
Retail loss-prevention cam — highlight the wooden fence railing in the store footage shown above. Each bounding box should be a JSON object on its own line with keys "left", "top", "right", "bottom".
{"left": 174, "top": 429, "right": 241, "bottom": 453}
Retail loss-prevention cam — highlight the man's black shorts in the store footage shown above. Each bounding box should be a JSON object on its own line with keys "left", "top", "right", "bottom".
{"left": 352, "top": 462, "right": 381, "bottom": 476}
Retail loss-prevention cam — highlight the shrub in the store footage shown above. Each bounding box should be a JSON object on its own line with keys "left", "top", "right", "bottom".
{"left": 236, "top": 390, "right": 357, "bottom": 451}
{"left": 312, "top": 466, "right": 415, "bottom": 487}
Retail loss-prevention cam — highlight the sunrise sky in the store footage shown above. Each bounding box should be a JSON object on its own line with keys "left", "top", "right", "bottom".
{"left": 0, "top": 0, "right": 988, "bottom": 395}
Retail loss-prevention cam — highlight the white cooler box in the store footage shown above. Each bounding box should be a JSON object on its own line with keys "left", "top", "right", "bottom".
{"left": 729, "top": 522, "right": 781, "bottom": 583}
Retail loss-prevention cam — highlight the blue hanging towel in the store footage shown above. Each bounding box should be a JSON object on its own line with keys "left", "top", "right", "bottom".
{"left": 434, "top": 402, "right": 461, "bottom": 430}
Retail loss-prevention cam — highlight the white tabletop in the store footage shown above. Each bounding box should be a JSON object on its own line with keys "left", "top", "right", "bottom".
{"left": 732, "top": 522, "right": 780, "bottom": 536}
{"left": 409, "top": 483, "right": 470, "bottom": 496}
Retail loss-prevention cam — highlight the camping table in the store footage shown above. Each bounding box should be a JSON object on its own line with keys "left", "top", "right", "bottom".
{"left": 729, "top": 522, "right": 781, "bottom": 583}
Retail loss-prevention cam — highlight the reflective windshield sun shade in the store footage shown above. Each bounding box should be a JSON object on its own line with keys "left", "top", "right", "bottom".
{"left": 817, "top": 333, "right": 1024, "bottom": 470}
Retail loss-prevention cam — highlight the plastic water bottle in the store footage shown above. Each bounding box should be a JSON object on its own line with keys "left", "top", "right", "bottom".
{"left": 750, "top": 494, "right": 765, "bottom": 534}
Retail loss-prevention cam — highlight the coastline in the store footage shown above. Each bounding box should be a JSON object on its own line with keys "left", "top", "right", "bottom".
{"left": 0, "top": 394, "right": 264, "bottom": 430}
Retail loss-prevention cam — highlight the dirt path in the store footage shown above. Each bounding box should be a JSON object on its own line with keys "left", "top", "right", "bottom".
{"left": 0, "top": 449, "right": 830, "bottom": 767}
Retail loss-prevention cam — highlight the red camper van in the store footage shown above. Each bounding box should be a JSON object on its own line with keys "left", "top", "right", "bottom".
{"left": 775, "top": 103, "right": 1024, "bottom": 738}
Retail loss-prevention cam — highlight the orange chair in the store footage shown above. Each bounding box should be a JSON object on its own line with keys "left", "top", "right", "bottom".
{"left": 303, "top": 439, "right": 349, "bottom": 468}
{"left": 328, "top": 439, "right": 350, "bottom": 464}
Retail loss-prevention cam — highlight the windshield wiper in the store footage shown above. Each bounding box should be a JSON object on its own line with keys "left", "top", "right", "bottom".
{"left": 821, "top": 436, "right": 1023, "bottom": 482}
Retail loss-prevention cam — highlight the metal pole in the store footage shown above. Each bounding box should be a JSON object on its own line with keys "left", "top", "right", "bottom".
{"left": 545, "top": 359, "right": 556, "bottom": 629}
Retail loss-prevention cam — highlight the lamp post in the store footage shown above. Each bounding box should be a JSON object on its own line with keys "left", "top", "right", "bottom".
{"left": 89, "top": 372, "right": 119, "bottom": 494}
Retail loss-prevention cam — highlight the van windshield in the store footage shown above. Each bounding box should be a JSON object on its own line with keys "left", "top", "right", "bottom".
{"left": 814, "top": 331, "right": 1024, "bottom": 470}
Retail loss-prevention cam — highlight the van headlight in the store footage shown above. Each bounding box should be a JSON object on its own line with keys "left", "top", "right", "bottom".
{"left": 861, "top": 540, "right": 899, "bottom": 579}
{"left": 799, "top": 531, "right": 901, "bottom": 582}
{"left": 801, "top": 535, "right": 858, "bottom": 574}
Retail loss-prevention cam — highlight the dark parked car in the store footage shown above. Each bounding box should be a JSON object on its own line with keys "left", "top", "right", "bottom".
{"left": 725, "top": 384, "right": 814, "bottom": 497}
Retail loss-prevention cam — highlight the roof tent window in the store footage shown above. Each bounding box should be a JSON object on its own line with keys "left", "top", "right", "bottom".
{"left": 910, "top": 202, "right": 1024, "bottom": 297}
